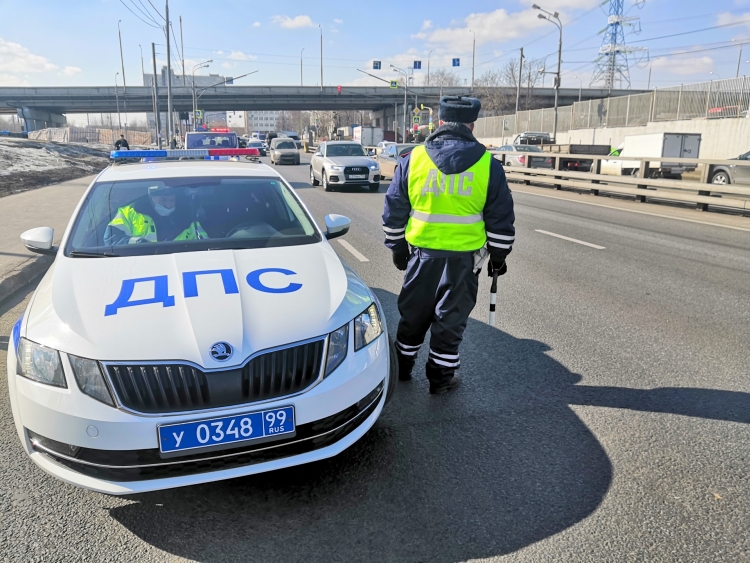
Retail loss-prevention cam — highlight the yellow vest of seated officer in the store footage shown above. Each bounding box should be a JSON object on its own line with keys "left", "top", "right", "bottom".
{"left": 405, "top": 145, "right": 491, "bottom": 252}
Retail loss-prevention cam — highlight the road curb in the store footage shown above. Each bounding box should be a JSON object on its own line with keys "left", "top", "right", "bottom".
{"left": 0, "top": 255, "right": 53, "bottom": 304}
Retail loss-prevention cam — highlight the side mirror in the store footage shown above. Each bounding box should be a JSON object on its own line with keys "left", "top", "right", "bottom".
{"left": 324, "top": 214, "right": 351, "bottom": 240}
{"left": 314, "top": 152, "right": 322, "bottom": 157}
{"left": 368, "top": 149, "right": 375, "bottom": 156}
{"left": 21, "top": 227, "right": 57, "bottom": 255}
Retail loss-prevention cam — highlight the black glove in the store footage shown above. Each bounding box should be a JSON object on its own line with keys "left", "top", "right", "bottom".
{"left": 488, "top": 257, "right": 507, "bottom": 277}
{"left": 392, "top": 250, "right": 409, "bottom": 271}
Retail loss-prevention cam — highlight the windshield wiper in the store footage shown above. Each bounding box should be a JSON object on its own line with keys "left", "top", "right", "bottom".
{"left": 69, "top": 251, "right": 116, "bottom": 258}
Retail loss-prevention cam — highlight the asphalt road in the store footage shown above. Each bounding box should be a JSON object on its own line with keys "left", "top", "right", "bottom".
{"left": 1, "top": 155, "right": 748, "bottom": 562}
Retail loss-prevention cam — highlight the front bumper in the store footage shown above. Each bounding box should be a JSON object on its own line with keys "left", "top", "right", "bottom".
{"left": 327, "top": 169, "right": 380, "bottom": 185}
{"left": 7, "top": 333, "right": 389, "bottom": 494}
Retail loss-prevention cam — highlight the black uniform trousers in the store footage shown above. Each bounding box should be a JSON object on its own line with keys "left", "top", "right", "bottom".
{"left": 395, "top": 247, "right": 479, "bottom": 383}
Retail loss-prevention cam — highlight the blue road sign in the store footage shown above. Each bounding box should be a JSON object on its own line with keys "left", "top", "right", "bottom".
{"left": 413, "top": 61, "right": 422, "bottom": 69}
{"left": 373, "top": 61, "right": 381, "bottom": 70}
{"left": 452, "top": 58, "right": 460, "bottom": 67}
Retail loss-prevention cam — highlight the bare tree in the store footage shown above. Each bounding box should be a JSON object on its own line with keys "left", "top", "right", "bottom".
{"left": 429, "top": 69, "right": 462, "bottom": 87}
{"left": 475, "top": 69, "right": 515, "bottom": 115}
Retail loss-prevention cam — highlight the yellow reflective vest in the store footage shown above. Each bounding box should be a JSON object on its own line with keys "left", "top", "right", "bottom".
{"left": 405, "top": 145, "right": 491, "bottom": 251}
{"left": 109, "top": 205, "right": 207, "bottom": 243}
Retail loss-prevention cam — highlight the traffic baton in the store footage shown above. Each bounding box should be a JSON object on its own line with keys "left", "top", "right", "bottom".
{"left": 489, "top": 270, "right": 499, "bottom": 326}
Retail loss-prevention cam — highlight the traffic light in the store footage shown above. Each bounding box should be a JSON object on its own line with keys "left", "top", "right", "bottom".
{"left": 337, "top": 85, "right": 342, "bottom": 94}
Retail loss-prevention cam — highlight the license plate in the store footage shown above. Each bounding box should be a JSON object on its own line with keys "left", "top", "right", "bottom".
{"left": 158, "top": 406, "right": 295, "bottom": 456}
{"left": 349, "top": 174, "right": 366, "bottom": 179}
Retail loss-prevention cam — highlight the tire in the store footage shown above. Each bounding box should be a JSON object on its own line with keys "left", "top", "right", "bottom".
{"left": 385, "top": 338, "right": 398, "bottom": 405}
{"left": 711, "top": 171, "right": 730, "bottom": 185}
{"left": 310, "top": 167, "right": 319, "bottom": 186}
{"left": 369, "top": 182, "right": 380, "bottom": 192}
{"left": 323, "top": 171, "right": 334, "bottom": 192}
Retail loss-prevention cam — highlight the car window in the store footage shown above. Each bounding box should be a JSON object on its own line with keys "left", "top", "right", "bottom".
{"left": 515, "top": 146, "right": 543, "bottom": 153}
{"left": 274, "top": 140, "right": 297, "bottom": 149}
{"left": 65, "top": 176, "right": 321, "bottom": 257}
{"left": 326, "top": 144, "right": 367, "bottom": 157}
{"left": 186, "top": 133, "right": 238, "bottom": 149}
{"left": 386, "top": 145, "right": 396, "bottom": 156}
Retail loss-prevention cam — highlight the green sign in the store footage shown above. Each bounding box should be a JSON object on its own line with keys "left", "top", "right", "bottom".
{"left": 389, "top": 80, "right": 398, "bottom": 89}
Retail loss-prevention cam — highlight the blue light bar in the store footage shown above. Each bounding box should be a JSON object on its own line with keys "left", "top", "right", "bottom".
{"left": 111, "top": 150, "right": 166, "bottom": 158}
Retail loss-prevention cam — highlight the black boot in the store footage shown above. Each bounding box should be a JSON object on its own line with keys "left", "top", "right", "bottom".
{"left": 426, "top": 364, "right": 461, "bottom": 395}
{"left": 397, "top": 356, "right": 416, "bottom": 381}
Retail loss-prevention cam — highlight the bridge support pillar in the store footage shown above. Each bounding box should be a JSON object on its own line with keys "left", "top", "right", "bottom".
{"left": 16, "top": 107, "right": 67, "bottom": 132}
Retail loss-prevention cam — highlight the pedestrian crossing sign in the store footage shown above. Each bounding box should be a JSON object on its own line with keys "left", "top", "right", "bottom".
{"left": 413, "top": 115, "right": 420, "bottom": 124}
{"left": 194, "top": 109, "right": 203, "bottom": 119}
{"left": 390, "top": 80, "right": 398, "bottom": 88}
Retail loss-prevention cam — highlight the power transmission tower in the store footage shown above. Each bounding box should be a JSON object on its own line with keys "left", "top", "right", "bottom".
{"left": 590, "top": 0, "right": 646, "bottom": 90}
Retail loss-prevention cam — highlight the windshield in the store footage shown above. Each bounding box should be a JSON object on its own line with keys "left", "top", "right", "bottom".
{"left": 65, "top": 176, "right": 320, "bottom": 257}
{"left": 326, "top": 144, "right": 367, "bottom": 157}
{"left": 248, "top": 142, "right": 263, "bottom": 147}
{"left": 274, "top": 141, "right": 297, "bottom": 150}
{"left": 186, "top": 133, "right": 238, "bottom": 149}
{"left": 514, "top": 146, "right": 543, "bottom": 153}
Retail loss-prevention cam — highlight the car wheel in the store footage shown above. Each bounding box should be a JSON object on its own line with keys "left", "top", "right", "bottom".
{"left": 369, "top": 182, "right": 380, "bottom": 192}
{"left": 323, "top": 171, "right": 334, "bottom": 192}
{"left": 310, "top": 167, "right": 319, "bottom": 186}
{"left": 711, "top": 171, "right": 730, "bottom": 185}
{"left": 385, "top": 338, "right": 398, "bottom": 405}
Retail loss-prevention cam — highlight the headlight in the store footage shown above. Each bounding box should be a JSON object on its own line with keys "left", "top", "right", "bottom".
{"left": 329, "top": 165, "right": 344, "bottom": 171}
{"left": 354, "top": 303, "right": 383, "bottom": 351}
{"left": 69, "top": 355, "right": 115, "bottom": 406}
{"left": 324, "top": 323, "right": 349, "bottom": 376}
{"left": 369, "top": 164, "right": 379, "bottom": 170}
{"left": 16, "top": 338, "right": 66, "bottom": 388}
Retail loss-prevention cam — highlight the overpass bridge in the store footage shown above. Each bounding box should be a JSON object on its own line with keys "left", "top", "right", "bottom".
{"left": 0, "top": 85, "right": 645, "bottom": 130}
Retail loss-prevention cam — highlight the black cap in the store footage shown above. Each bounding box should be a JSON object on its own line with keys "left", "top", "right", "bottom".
{"left": 439, "top": 96, "right": 481, "bottom": 123}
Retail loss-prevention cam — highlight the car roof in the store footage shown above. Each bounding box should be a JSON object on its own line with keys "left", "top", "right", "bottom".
{"left": 97, "top": 161, "right": 281, "bottom": 182}
{"left": 325, "top": 141, "right": 362, "bottom": 145}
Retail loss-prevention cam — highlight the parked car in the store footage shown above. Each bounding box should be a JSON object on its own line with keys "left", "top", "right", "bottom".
{"left": 376, "top": 143, "right": 419, "bottom": 180}
{"left": 490, "top": 145, "right": 553, "bottom": 169}
{"left": 8, "top": 147, "right": 395, "bottom": 494}
{"left": 707, "top": 150, "right": 750, "bottom": 185}
{"left": 270, "top": 137, "right": 300, "bottom": 165}
{"left": 310, "top": 141, "right": 381, "bottom": 192}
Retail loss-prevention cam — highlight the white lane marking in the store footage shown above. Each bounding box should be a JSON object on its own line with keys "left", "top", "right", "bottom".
{"left": 337, "top": 239, "right": 370, "bottom": 262}
{"left": 512, "top": 187, "right": 750, "bottom": 233}
{"left": 535, "top": 229, "right": 606, "bottom": 249}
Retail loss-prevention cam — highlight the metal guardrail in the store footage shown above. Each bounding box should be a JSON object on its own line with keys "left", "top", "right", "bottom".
{"left": 493, "top": 151, "right": 750, "bottom": 212}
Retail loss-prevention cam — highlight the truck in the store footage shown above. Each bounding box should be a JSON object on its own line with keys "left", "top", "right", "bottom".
{"left": 352, "top": 126, "right": 384, "bottom": 147}
{"left": 600, "top": 133, "right": 702, "bottom": 179}
{"left": 540, "top": 144, "right": 612, "bottom": 172}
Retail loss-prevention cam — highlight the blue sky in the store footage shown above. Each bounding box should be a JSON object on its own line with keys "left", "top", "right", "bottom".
{"left": 3, "top": 0, "right": 750, "bottom": 91}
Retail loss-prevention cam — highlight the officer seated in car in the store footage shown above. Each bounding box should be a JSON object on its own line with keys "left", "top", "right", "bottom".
{"left": 104, "top": 185, "right": 208, "bottom": 245}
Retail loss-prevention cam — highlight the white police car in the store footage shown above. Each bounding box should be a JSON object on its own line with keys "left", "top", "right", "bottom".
{"left": 7, "top": 148, "right": 395, "bottom": 494}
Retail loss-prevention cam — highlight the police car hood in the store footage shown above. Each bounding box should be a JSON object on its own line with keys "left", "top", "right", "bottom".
{"left": 25, "top": 243, "right": 370, "bottom": 368}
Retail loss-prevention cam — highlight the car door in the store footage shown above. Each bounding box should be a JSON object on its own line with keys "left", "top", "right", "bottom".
{"left": 731, "top": 151, "right": 750, "bottom": 185}
{"left": 313, "top": 143, "right": 325, "bottom": 178}
{"left": 383, "top": 145, "right": 398, "bottom": 178}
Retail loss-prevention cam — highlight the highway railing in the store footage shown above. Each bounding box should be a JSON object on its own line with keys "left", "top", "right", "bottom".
{"left": 493, "top": 152, "right": 750, "bottom": 212}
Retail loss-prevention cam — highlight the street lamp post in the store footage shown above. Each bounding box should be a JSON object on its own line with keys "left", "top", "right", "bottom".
{"left": 469, "top": 30, "right": 476, "bottom": 87}
{"left": 533, "top": 4, "right": 562, "bottom": 141}
{"left": 114, "top": 72, "right": 122, "bottom": 130}
{"left": 710, "top": 71, "right": 722, "bottom": 80}
{"left": 319, "top": 25, "right": 323, "bottom": 91}
{"left": 427, "top": 49, "right": 434, "bottom": 86}
{"left": 192, "top": 60, "right": 212, "bottom": 131}
{"left": 301, "top": 47, "right": 305, "bottom": 86}
{"left": 391, "top": 64, "right": 409, "bottom": 142}
{"left": 576, "top": 76, "right": 583, "bottom": 103}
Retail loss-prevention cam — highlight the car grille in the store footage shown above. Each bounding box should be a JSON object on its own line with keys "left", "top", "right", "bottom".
{"left": 105, "top": 339, "right": 325, "bottom": 414}
{"left": 343, "top": 166, "right": 369, "bottom": 181}
{"left": 30, "top": 381, "right": 383, "bottom": 482}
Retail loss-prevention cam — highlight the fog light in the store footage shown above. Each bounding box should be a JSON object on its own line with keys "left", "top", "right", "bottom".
{"left": 27, "top": 429, "right": 81, "bottom": 457}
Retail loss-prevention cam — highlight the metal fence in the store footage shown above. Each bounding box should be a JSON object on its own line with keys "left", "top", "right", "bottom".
{"left": 475, "top": 76, "right": 750, "bottom": 139}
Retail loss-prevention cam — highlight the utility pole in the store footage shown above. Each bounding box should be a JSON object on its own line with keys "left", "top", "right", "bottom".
{"left": 469, "top": 30, "right": 476, "bottom": 87}
{"left": 118, "top": 20, "right": 127, "bottom": 92}
{"left": 165, "top": 0, "right": 174, "bottom": 143}
{"left": 515, "top": 47, "right": 524, "bottom": 114}
{"left": 301, "top": 47, "right": 305, "bottom": 86}
{"left": 319, "top": 25, "right": 323, "bottom": 91}
{"left": 180, "top": 16, "right": 186, "bottom": 86}
{"left": 151, "top": 43, "right": 161, "bottom": 148}
{"left": 115, "top": 72, "right": 122, "bottom": 130}
{"left": 427, "top": 49, "right": 434, "bottom": 86}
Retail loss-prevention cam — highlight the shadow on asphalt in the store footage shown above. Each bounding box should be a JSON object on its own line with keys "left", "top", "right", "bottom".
{"left": 109, "top": 288, "right": 749, "bottom": 562}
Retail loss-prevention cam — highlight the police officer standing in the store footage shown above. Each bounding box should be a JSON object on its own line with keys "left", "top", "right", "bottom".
{"left": 382, "top": 96, "right": 515, "bottom": 394}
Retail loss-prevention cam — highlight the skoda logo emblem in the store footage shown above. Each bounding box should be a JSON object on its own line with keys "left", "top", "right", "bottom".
{"left": 210, "top": 342, "right": 233, "bottom": 362}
